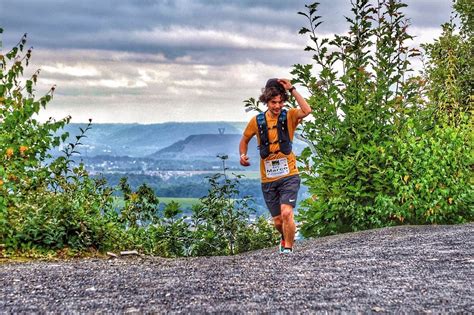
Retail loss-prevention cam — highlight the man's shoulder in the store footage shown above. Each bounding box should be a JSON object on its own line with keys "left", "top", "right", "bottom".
{"left": 244, "top": 116, "right": 258, "bottom": 133}
{"left": 287, "top": 108, "right": 298, "bottom": 115}
{"left": 285, "top": 108, "right": 298, "bottom": 120}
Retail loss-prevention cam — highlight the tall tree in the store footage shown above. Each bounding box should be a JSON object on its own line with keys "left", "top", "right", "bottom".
{"left": 292, "top": 0, "right": 472, "bottom": 237}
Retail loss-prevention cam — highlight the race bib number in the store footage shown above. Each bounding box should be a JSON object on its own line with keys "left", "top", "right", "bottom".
{"left": 264, "top": 158, "right": 290, "bottom": 178}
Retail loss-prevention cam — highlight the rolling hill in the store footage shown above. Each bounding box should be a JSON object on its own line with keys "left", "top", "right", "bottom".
{"left": 55, "top": 122, "right": 247, "bottom": 157}
{"left": 150, "top": 134, "right": 259, "bottom": 159}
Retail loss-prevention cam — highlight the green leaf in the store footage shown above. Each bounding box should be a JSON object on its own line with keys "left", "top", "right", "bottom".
{"left": 299, "top": 27, "right": 311, "bottom": 34}
{"left": 297, "top": 11, "right": 309, "bottom": 18}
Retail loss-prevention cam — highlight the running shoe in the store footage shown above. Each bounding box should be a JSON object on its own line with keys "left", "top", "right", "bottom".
{"left": 279, "top": 238, "right": 285, "bottom": 254}
{"left": 280, "top": 248, "right": 293, "bottom": 255}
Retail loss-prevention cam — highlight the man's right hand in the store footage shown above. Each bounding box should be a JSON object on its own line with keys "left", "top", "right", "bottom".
{"left": 240, "top": 154, "right": 250, "bottom": 166}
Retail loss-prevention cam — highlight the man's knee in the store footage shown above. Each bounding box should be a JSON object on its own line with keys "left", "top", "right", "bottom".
{"left": 280, "top": 204, "right": 294, "bottom": 221}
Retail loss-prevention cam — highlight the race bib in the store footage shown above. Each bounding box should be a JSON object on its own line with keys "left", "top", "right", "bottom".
{"left": 264, "top": 158, "right": 290, "bottom": 178}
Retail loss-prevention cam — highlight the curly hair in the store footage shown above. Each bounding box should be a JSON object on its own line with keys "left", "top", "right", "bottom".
{"left": 258, "top": 86, "right": 289, "bottom": 103}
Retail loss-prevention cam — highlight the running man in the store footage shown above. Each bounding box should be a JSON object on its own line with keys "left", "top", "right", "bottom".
{"left": 239, "top": 78, "right": 312, "bottom": 254}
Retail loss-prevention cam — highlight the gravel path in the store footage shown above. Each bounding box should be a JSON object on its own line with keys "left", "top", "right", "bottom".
{"left": 1, "top": 224, "right": 473, "bottom": 313}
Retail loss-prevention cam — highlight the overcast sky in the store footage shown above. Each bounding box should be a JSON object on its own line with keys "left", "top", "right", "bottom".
{"left": 2, "top": 0, "right": 453, "bottom": 123}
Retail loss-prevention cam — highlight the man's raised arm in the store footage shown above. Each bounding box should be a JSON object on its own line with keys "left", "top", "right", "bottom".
{"left": 277, "top": 79, "right": 312, "bottom": 119}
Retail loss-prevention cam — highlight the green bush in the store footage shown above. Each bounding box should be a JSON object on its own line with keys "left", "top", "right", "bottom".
{"left": 190, "top": 173, "right": 278, "bottom": 256}
{"left": 3, "top": 129, "right": 117, "bottom": 251}
{"left": 0, "top": 31, "right": 117, "bottom": 252}
{"left": 293, "top": 1, "right": 473, "bottom": 237}
{"left": 383, "top": 122, "right": 473, "bottom": 225}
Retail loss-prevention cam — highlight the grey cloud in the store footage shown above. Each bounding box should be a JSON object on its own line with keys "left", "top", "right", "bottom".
{"left": 3, "top": 0, "right": 452, "bottom": 68}
{"left": 3, "top": 0, "right": 307, "bottom": 66}
{"left": 404, "top": 0, "right": 455, "bottom": 28}
{"left": 3, "top": 0, "right": 453, "bottom": 36}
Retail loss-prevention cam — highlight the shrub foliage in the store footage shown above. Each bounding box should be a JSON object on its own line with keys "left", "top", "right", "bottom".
{"left": 293, "top": 1, "right": 473, "bottom": 237}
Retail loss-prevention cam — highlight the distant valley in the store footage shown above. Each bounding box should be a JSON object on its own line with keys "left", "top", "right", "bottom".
{"left": 55, "top": 122, "right": 310, "bottom": 211}
{"left": 57, "top": 122, "right": 307, "bottom": 171}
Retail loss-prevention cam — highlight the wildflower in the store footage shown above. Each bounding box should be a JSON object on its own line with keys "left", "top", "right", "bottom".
{"left": 19, "top": 145, "right": 28, "bottom": 156}
{"left": 5, "top": 147, "right": 14, "bottom": 158}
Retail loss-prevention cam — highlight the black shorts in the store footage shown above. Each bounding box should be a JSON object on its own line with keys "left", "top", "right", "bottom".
{"left": 261, "top": 175, "right": 301, "bottom": 217}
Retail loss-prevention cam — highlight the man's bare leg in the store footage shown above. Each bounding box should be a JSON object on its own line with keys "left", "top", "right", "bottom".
{"left": 272, "top": 215, "right": 283, "bottom": 236}
{"left": 280, "top": 204, "right": 296, "bottom": 249}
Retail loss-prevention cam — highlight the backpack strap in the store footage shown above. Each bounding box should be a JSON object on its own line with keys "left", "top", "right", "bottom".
{"left": 257, "top": 111, "right": 270, "bottom": 159}
{"left": 277, "top": 109, "right": 292, "bottom": 155}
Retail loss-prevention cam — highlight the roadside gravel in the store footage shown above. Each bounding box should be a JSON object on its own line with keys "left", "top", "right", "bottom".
{"left": 1, "top": 223, "right": 473, "bottom": 313}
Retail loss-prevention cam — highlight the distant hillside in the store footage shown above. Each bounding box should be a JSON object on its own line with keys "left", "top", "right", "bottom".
{"left": 55, "top": 122, "right": 247, "bottom": 157}
{"left": 151, "top": 133, "right": 307, "bottom": 161}
{"left": 151, "top": 134, "right": 259, "bottom": 159}
{"left": 54, "top": 122, "right": 308, "bottom": 160}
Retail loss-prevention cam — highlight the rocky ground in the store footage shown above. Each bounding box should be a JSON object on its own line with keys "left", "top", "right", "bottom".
{"left": 1, "top": 224, "right": 473, "bottom": 313}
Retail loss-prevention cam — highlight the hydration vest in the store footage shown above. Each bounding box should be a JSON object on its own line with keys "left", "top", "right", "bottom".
{"left": 256, "top": 110, "right": 292, "bottom": 159}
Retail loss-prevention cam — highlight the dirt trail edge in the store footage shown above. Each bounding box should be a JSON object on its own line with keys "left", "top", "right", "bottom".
{"left": 1, "top": 224, "right": 473, "bottom": 313}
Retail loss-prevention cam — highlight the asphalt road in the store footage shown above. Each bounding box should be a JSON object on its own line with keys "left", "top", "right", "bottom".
{"left": 1, "top": 223, "right": 473, "bottom": 313}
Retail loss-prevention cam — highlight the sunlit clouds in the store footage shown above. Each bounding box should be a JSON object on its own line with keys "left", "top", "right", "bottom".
{"left": 33, "top": 48, "right": 288, "bottom": 123}
{"left": 42, "top": 64, "right": 101, "bottom": 77}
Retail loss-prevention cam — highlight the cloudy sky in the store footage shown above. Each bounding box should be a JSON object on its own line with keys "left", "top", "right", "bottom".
{"left": 2, "top": 0, "right": 453, "bottom": 123}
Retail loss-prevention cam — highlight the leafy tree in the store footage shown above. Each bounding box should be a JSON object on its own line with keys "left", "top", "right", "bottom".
{"left": 190, "top": 173, "right": 278, "bottom": 256}
{"left": 276, "top": 0, "right": 473, "bottom": 237}
{"left": 380, "top": 0, "right": 473, "bottom": 225}
{"left": 152, "top": 201, "right": 191, "bottom": 257}
{"left": 118, "top": 177, "right": 160, "bottom": 228}
{"left": 191, "top": 173, "right": 249, "bottom": 255}
{"left": 0, "top": 31, "right": 118, "bottom": 253}
{"left": 0, "top": 31, "right": 69, "bottom": 213}
{"left": 422, "top": 0, "right": 472, "bottom": 125}
{"left": 290, "top": 0, "right": 423, "bottom": 236}
{"left": 383, "top": 0, "right": 473, "bottom": 226}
